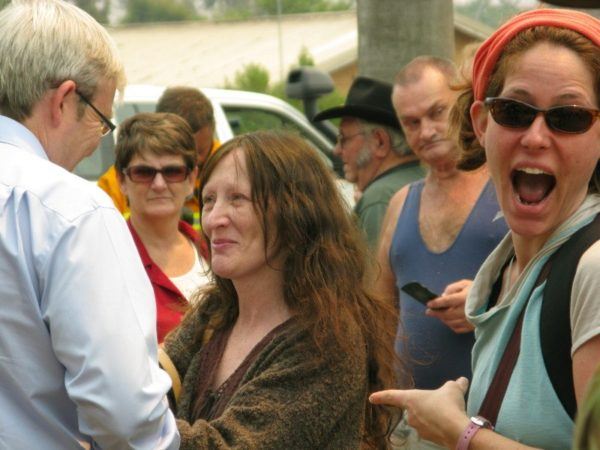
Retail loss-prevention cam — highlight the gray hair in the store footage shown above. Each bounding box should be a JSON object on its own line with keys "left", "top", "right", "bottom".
{"left": 361, "top": 120, "right": 411, "bottom": 157}
{"left": 0, "top": 0, "right": 125, "bottom": 122}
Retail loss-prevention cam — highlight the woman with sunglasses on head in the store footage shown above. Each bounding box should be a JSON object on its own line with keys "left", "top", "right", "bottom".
{"left": 115, "top": 112, "right": 210, "bottom": 343}
{"left": 161, "top": 130, "right": 403, "bottom": 449}
{"left": 370, "top": 8, "right": 600, "bottom": 450}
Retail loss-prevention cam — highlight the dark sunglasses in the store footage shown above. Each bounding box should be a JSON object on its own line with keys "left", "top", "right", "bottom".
{"left": 75, "top": 89, "right": 116, "bottom": 136}
{"left": 123, "top": 165, "right": 190, "bottom": 184}
{"left": 484, "top": 97, "right": 600, "bottom": 134}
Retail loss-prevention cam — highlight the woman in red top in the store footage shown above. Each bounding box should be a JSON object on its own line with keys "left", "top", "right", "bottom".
{"left": 115, "top": 112, "right": 210, "bottom": 342}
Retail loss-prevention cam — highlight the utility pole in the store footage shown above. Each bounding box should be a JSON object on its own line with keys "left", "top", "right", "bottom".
{"left": 276, "top": 0, "right": 284, "bottom": 82}
{"left": 357, "top": 0, "right": 454, "bottom": 83}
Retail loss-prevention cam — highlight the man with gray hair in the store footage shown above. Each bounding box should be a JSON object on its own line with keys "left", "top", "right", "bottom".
{"left": 0, "top": 1, "right": 178, "bottom": 448}
{"left": 314, "top": 76, "right": 424, "bottom": 248}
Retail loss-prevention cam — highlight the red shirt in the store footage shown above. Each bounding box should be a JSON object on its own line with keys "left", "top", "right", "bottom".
{"left": 128, "top": 220, "right": 208, "bottom": 343}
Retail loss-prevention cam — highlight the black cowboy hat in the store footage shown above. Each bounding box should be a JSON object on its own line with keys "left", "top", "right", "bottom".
{"left": 313, "top": 76, "right": 401, "bottom": 130}
{"left": 543, "top": 0, "right": 600, "bottom": 6}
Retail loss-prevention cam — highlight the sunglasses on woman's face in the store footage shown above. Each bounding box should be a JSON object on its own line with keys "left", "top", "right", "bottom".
{"left": 484, "top": 97, "right": 600, "bottom": 134}
{"left": 123, "top": 165, "right": 190, "bottom": 184}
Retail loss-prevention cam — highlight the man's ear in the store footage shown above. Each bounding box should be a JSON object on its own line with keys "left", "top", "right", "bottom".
{"left": 371, "top": 127, "right": 391, "bottom": 158}
{"left": 470, "top": 100, "right": 488, "bottom": 148}
{"left": 49, "top": 80, "right": 77, "bottom": 128}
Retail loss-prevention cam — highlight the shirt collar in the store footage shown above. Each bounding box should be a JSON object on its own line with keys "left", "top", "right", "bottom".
{"left": 0, "top": 115, "right": 49, "bottom": 161}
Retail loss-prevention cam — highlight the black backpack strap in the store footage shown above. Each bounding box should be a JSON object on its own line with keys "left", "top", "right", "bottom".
{"left": 541, "top": 213, "right": 600, "bottom": 420}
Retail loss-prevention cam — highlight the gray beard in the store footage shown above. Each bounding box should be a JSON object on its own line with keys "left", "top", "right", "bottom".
{"left": 356, "top": 146, "right": 372, "bottom": 169}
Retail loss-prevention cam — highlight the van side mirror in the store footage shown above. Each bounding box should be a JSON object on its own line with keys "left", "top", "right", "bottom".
{"left": 286, "top": 67, "right": 337, "bottom": 143}
{"left": 286, "top": 67, "right": 334, "bottom": 100}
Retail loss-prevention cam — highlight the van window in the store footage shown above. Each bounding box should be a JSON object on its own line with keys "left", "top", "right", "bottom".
{"left": 224, "top": 107, "right": 325, "bottom": 148}
{"left": 73, "top": 103, "right": 157, "bottom": 181}
{"left": 74, "top": 134, "right": 114, "bottom": 181}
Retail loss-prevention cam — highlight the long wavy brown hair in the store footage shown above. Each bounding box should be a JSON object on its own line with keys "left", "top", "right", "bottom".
{"left": 451, "top": 26, "right": 600, "bottom": 194}
{"left": 186, "top": 130, "right": 404, "bottom": 448}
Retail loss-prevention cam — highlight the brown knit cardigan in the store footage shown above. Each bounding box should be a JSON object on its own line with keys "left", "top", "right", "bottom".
{"left": 164, "top": 311, "right": 369, "bottom": 449}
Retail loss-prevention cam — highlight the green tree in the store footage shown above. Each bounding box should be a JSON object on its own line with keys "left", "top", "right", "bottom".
{"left": 0, "top": 0, "right": 10, "bottom": 10}
{"left": 122, "top": 0, "right": 198, "bottom": 23}
{"left": 211, "top": 0, "right": 353, "bottom": 18}
{"left": 455, "top": 0, "right": 525, "bottom": 28}
{"left": 225, "top": 63, "right": 270, "bottom": 92}
{"left": 224, "top": 51, "right": 344, "bottom": 126}
{"left": 297, "top": 46, "right": 315, "bottom": 66}
{"left": 74, "top": 0, "right": 110, "bottom": 24}
{"left": 256, "top": 0, "right": 352, "bottom": 15}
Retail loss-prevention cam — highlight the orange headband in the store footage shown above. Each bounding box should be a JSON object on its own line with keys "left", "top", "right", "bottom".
{"left": 472, "top": 8, "right": 600, "bottom": 101}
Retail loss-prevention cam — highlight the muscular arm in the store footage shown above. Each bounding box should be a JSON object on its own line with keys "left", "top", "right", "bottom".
{"left": 375, "top": 187, "right": 408, "bottom": 307}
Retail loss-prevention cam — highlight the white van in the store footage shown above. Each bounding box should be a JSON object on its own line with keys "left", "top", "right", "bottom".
{"left": 74, "top": 84, "right": 353, "bottom": 206}
{"left": 75, "top": 85, "right": 338, "bottom": 179}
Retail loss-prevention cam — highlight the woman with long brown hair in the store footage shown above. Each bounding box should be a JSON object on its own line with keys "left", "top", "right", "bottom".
{"left": 162, "top": 130, "right": 404, "bottom": 449}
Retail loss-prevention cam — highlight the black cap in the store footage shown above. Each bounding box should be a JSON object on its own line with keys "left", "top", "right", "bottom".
{"left": 313, "top": 76, "right": 401, "bottom": 130}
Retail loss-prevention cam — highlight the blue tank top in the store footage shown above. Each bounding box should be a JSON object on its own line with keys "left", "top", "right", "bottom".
{"left": 390, "top": 179, "right": 507, "bottom": 389}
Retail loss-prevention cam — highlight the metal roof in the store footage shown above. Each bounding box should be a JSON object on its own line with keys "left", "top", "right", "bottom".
{"left": 107, "top": 10, "right": 490, "bottom": 89}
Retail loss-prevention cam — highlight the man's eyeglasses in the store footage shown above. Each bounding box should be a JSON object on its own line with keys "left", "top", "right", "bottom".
{"left": 124, "top": 165, "right": 191, "bottom": 184}
{"left": 76, "top": 89, "right": 116, "bottom": 137}
{"left": 484, "top": 97, "right": 600, "bottom": 134}
{"left": 336, "top": 131, "right": 365, "bottom": 148}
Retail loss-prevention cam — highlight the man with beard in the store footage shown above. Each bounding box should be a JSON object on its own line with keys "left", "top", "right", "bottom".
{"left": 314, "top": 77, "right": 424, "bottom": 249}
{"left": 376, "top": 56, "right": 507, "bottom": 449}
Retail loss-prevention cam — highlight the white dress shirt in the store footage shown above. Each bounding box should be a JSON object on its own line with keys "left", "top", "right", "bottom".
{"left": 0, "top": 116, "right": 179, "bottom": 449}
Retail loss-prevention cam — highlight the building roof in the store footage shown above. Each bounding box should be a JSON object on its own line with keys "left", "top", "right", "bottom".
{"left": 107, "top": 10, "right": 491, "bottom": 89}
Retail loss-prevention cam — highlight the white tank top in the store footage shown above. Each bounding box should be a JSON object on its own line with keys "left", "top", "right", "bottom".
{"left": 169, "top": 243, "right": 210, "bottom": 302}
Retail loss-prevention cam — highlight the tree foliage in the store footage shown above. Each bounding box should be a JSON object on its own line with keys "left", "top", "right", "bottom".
{"left": 225, "top": 63, "right": 270, "bottom": 92}
{"left": 455, "top": 0, "right": 526, "bottom": 28}
{"left": 122, "top": 0, "right": 198, "bottom": 23}
{"left": 212, "top": 0, "right": 353, "bottom": 20}
{"left": 224, "top": 49, "right": 344, "bottom": 123}
{"left": 297, "top": 46, "right": 315, "bottom": 66}
{"left": 73, "top": 0, "right": 110, "bottom": 24}
{"left": 255, "top": 0, "right": 352, "bottom": 15}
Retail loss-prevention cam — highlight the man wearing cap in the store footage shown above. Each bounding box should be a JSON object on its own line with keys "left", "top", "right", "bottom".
{"left": 314, "top": 76, "right": 424, "bottom": 249}
{"left": 376, "top": 56, "right": 507, "bottom": 449}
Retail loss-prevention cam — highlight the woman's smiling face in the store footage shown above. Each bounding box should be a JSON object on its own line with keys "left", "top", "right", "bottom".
{"left": 201, "top": 149, "right": 281, "bottom": 284}
{"left": 472, "top": 42, "right": 600, "bottom": 246}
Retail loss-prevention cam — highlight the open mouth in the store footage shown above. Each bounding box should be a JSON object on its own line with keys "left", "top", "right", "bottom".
{"left": 511, "top": 168, "right": 556, "bottom": 205}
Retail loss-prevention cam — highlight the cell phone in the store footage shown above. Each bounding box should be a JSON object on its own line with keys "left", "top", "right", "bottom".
{"left": 400, "top": 282, "right": 442, "bottom": 309}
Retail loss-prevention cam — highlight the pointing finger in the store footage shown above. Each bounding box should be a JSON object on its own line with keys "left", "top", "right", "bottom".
{"left": 369, "top": 389, "right": 408, "bottom": 407}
